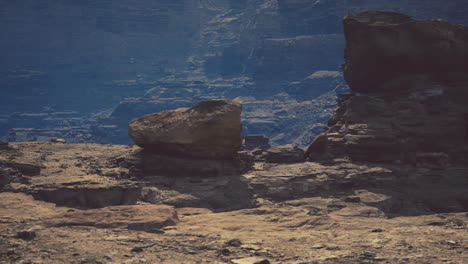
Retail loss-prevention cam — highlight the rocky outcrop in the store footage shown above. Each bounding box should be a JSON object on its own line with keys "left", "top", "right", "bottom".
{"left": 343, "top": 11, "right": 468, "bottom": 93}
{"left": 47, "top": 204, "right": 179, "bottom": 231}
{"left": 307, "top": 12, "right": 468, "bottom": 166}
{"left": 129, "top": 99, "right": 242, "bottom": 159}
{"left": 260, "top": 146, "right": 305, "bottom": 164}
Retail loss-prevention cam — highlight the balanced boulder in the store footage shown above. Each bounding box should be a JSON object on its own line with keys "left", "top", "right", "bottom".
{"left": 129, "top": 99, "right": 242, "bottom": 159}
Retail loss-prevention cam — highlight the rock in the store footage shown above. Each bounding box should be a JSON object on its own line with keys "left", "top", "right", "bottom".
{"left": 343, "top": 11, "right": 468, "bottom": 93}
{"left": 321, "top": 12, "right": 468, "bottom": 165}
{"left": 15, "top": 230, "right": 36, "bottom": 240}
{"left": 30, "top": 184, "right": 140, "bottom": 209}
{"left": 0, "top": 158, "right": 41, "bottom": 176}
{"left": 261, "top": 146, "right": 305, "bottom": 164}
{"left": 243, "top": 135, "right": 271, "bottom": 151}
{"left": 232, "top": 257, "right": 270, "bottom": 264}
{"left": 128, "top": 99, "right": 242, "bottom": 159}
{"left": 305, "top": 132, "right": 328, "bottom": 160}
{"left": 0, "top": 141, "right": 9, "bottom": 149}
{"left": 344, "top": 196, "right": 361, "bottom": 203}
{"left": 415, "top": 152, "right": 450, "bottom": 169}
{"left": 50, "top": 138, "right": 66, "bottom": 143}
{"left": 131, "top": 243, "right": 157, "bottom": 253}
{"left": 226, "top": 239, "right": 242, "bottom": 247}
{"left": 129, "top": 149, "right": 251, "bottom": 177}
{"left": 47, "top": 204, "right": 179, "bottom": 231}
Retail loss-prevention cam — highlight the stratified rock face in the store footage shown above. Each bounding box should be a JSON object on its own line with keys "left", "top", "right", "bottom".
{"left": 129, "top": 99, "right": 242, "bottom": 159}
{"left": 343, "top": 11, "right": 468, "bottom": 93}
{"left": 308, "top": 12, "right": 468, "bottom": 165}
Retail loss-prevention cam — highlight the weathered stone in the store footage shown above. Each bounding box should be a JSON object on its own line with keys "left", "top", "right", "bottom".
{"left": 232, "top": 257, "right": 270, "bottom": 264}
{"left": 47, "top": 204, "right": 178, "bottom": 231}
{"left": 50, "top": 138, "right": 66, "bottom": 143}
{"left": 0, "top": 141, "right": 9, "bottom": 149}
{"left": 415, "top": 152, "right": 450, "bottom": 170}
{"left": 321, "top": 12, "right": 468, "bottom": 165}
{"left": 343, "top": 11, "right": 468, "bottom": 93}
{"left": 129, "top": 99, "right": 242, "bottom": 159}
{"left": 30, "top": 184, "right": 140, "bottom": 209}
{"left": 261, "top": 146, "right": 305, "bottom": 164}
{"left": 0, "top": 158, "right": 41, "bottom": 176}
{"left": 305, "top": 132, "right": 328, "bottom": 160}
{"left": 243, "top": 135, "right": 270, "bottom": 151}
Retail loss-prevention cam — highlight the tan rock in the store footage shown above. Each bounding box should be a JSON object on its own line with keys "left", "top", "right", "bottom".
{"left": 128, "top": 99, "right": 242, "bottom": 159}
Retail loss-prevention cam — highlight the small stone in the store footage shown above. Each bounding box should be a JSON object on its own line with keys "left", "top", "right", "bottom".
{"left": 311, "top": 244, "right": 325, "bottom": 249}
{"left": 16, "top": 230, "right": 36, "bottom": 240}
{"left": 226, "top": 239, "right": 242, "bottom": 247}
{"left": 131, "top": 247, "right": 144, "bottom": 253}
{"left": 216, "top": 248, "right": 231, "bottom": 256}
{"left": 344, "top": 196, "right": 361, "bottom": 203}
{"left": 232, "top": 257, "right": 270, "bottom": 264}
{"left": 371, "top": 228, "right": 384, "bottom": 233}
{"left": 50, "top": 138, "right": 66, "bottom": 143}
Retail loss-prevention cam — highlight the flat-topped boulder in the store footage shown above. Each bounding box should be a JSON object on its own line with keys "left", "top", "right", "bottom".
{"left": 343, "top": 11, "right": 468, "bottom": 93}
{"left": 129, "top": 99, "right": 242, "bottom": 159}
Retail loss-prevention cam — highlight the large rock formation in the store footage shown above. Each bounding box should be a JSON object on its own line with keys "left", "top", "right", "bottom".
{"left": 307, "top": 11, "right": 468, "bottom": 166}
{"left": 343, "top": 11, "right": 468, "bottom": 93}
{"left": 129, "top": 99, "right": 242, "bottom": 159}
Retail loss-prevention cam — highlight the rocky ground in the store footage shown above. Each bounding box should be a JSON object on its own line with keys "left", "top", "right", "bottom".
{"left": 1, "top": 142, "right": 467, "bottom": 264}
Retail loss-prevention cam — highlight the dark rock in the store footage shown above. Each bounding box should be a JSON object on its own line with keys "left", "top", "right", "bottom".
{"left": 30, "top": 184, "right": 140, "bottom": 209}
{"left": 15, "top": 230, "right": 36, "bottom": 240}
{"left": 243, "top": 135, "right": 270, "bottom": 151}
{"left": 305, "top": 132, "right": 328, "bottom": 160}
{"left": 226, "top": 239, "right": 242, "bottom": 247}
{"left": 261, "top": 146, "right": 305, "bottom": 164}
{"left": 0, "top": 141, "right": 9, "bottom": 149}
{"left": 344, "top": 196, "right": 361, "bottom": 203}
{"left": 128, "top": 99, "right": 242, "bottom": 159}
{"left": 320, "top": 12, "right": 468, "bottom": 165}
{"left": 343, "top": 11, "right": 468, "bottom": 93}
{"left": 0, "top": 158, "right": 41, "bottom": 176}
{"left": 415, "top": 152, "right": 450, "bottom": 169}
{"left": 216, "top": 248, "right": 231, "bottom": 256}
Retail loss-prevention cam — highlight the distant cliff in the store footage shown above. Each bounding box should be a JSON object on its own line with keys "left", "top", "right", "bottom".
{"left": 1, "top": 0, "right": 468, "bottom": 146}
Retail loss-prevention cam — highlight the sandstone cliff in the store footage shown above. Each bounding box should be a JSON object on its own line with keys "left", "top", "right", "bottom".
{"left": 307, "top": 11, "right": 468, "bottom": 167}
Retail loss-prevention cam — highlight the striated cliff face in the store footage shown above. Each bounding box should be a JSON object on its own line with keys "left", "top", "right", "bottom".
{"left": 308, "top": 11, "right": 468, "bottom": 166}
{"left": 2, "top": 0, "right": 468, "bottom": 146}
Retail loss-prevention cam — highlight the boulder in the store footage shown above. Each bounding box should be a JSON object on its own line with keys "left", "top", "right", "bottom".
{"left": 343, "top": 11, "right": 468, "bottom": 93}
{"left": 129, "top": 99, "right": 242, "bottom": 159}
{"left": 305, "top": 132, "right": 328, "bottom": 160}
{"left": 243, "top": 135, "right": 271, "bottom": 150}
{"left": 47, "top": 204, "right": 178, "bottom": 231}
{"left": 261, "top": 146, "right": 305, "bottom": 164}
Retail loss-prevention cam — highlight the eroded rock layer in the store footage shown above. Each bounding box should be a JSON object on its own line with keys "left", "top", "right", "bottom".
{"left": 307, "top": 12, "right": 468, "bottom": 166}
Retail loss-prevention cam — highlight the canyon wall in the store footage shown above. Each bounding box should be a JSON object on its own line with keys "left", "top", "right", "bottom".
{"left": 1, "top": 0, "right": 468, "bottom": 146}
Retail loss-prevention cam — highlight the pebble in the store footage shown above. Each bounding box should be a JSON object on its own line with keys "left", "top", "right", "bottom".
{"left": 226, "top": 239, "right": 243, "bottom": 247}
